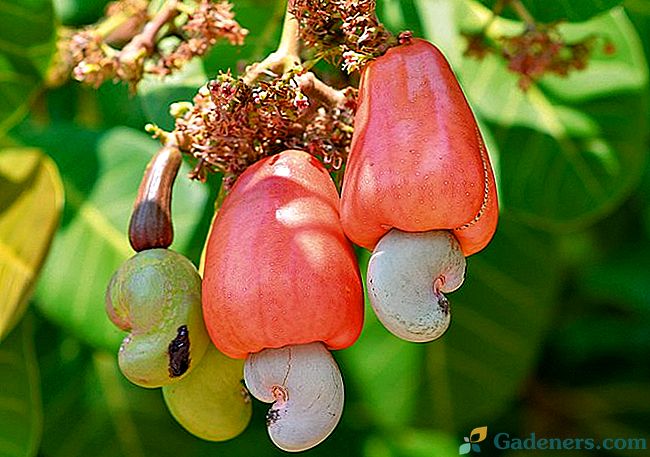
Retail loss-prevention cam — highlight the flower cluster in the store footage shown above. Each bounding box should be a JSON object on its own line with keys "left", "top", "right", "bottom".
{"left": 156, "top": 71, "right": 356, "bottom": 189}
{"left": 51, "top": 0, "right": 247, "bottom": 90}
{"left": 502, "top": 28, "right": 597, "bottom": 89}
{"left": 463, "top": 26, "right": 599, "bottom": 90}
{"left": 152, "top": 1, "right": 248, "bottom": 75}
{"left": 290, "top": 0, "right": 395, "bottom": 72}
{"left": 295, "top": 91, "right": 356, "bottom": 183}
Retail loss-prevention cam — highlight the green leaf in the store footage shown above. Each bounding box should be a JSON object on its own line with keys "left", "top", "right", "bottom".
{"left": 577, "top": 246, "right": 650, "bottom": 311}
{"left": 0, "top": 148, "right": 63, "bottom": 340}
{"left": 0, "top": 0, "right": 56, "bottom": 134}
{"left": 53, "top": 0, "right": 110, "bottom": 26}
{"left": 0, "top": 315, "right": 42, "bottom": 457}
{"left": 138, "top": 59, "right": 208, "bottom": 131}
{"left": 344, "top": 218, "right": 560, "bottom": 434}
{"left": 422, "top": 215, "right": 561, "bottom": 431}
{"left": 443, "top": 4, "right": 650, "bottom": 230}
{"left": 476, "top": 0, "right": 623, "bottom": 22}
{"left": 202, "top": 0, "right": 286, "bottom": 76}
{"left": 364, "top": 430, "right": 460, "bottom": 457}
{"left": 15, "top": 124, "right": 209, "bottom": 350}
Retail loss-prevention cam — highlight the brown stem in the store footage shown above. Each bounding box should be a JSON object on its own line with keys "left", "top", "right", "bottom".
{"left": 242, "top": 1, "right": 301, "bottom": 85}
{"left": 509, "top": 0, "right": 536, "bottom": 29}
{"left": 105, "top": 13, "right": 149, "bottom": 48}
{"left": 481, "top": 0, "right": 506, "bottom": 35}
{"left": 119, "top": 0, "right": 180, "bottom": 60}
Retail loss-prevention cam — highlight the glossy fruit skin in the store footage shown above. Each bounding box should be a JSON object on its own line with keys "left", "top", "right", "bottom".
{"left": 163, "top": 344, "right": 252, "bottom": 441}
{"left": 202, "top": 150, "right": 364, "bottom": 359}
{"left": 340, "top": 38, "right": 498, "bottom": 256}
{"left": 106, "top": 249, "right": 209, "bottom": 387}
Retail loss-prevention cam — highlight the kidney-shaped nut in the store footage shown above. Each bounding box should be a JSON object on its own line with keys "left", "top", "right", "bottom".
{"left": 367, "top": 229, "right": 466, "bottom": 342}
{"left": 105, "top": 249, "right": 209, "bottom": 387}
{"left": 163, "top": 344, "right": 252, "bottom": 441}
{"left": 244, "top": 342, "right": 344, "bottom": 452}
{"left": 128, "top": 147, "right": 182, "bottom": 252}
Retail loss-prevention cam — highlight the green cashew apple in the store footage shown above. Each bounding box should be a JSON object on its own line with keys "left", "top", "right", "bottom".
{"left": 163, "top": 344, "right": 252, "bottom": 441}
{"left": 105, "top": 249, "right": 209, "bottom": 388}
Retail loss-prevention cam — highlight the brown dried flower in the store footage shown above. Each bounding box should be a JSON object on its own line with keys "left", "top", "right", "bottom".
{"left": 164, "top": 70, "right": 356, "bottom": 188}
{"left": 61, "top": 0, "right": 247, "bottom": 89}
{"left": 154, "top": 1, "right": 248, "bottom": 75}
{"left": 290, "top": 0, "right": 395, "bottom": 72}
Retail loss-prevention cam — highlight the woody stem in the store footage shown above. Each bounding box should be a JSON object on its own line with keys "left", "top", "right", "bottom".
{"left": 242, "top": 0, "right": 301, "bottom": 85}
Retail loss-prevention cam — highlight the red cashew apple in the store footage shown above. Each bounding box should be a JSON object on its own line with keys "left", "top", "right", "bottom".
{"left": 202, "top": 149, "right": 363, "bottom": 451}
{"left": 340, "top": 38, "right": 498, "bottom": 342}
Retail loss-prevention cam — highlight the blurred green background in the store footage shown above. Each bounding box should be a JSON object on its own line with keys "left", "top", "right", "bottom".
{"left": 1, "top": 0, "right": 649, "bottom": 456}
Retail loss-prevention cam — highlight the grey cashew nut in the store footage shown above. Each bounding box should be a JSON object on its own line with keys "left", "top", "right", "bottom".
{"left": 367, "top": 229, "right": 466, "bottom": 342}
{"left": 244, "top": 342, "right": 344, "bottom": 452}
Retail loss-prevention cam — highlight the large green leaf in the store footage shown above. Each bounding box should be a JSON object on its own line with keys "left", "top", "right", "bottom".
{"left": 0, "top": 0, "right": 56, "bottom": 134}
{"left": 138, "top": 59, "right": 208, "bottom": 131}
{"left": 0, "top": 148, "right": 63, "bottom": 340}
{"left": 35, "top": 320, "right": 365, "bottom": 457}
{"left": 432, "top": 3, "right": 650, "bottom": 230}
{"left": 577, "top": 245, "right": 650, "bottom": 311}
{"left": 15, "top": 124, "right": 209, "bottom": 350}
{"left": 0, "top": 316, "right": 42, "bottom": 457}
{"left": 364, "top": 430, "right": 459, "bottom": 457}
{"left": 476, "top": 0, "right": 623, "bottom": 22}
{"left": 421, "top": 216, "right": 560, "bottom": 432}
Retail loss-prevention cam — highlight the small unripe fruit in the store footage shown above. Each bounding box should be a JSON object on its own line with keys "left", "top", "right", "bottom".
{"left": 163, "top": 344, "right": 252, "bottom": 441}
{"left": 106, "top": 249, "right": 209, "bottom": 387}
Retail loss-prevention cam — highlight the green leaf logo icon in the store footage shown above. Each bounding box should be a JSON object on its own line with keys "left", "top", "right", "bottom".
{"left": 459, "top": 426, "right": 488, "bottom": 454}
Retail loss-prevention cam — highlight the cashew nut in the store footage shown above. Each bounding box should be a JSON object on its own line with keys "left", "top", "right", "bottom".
{"left": 244, "top": 342, "right": 344, "bottom": 452}
{"left": 367, "top": 229, "right": 466, "bottom": 342}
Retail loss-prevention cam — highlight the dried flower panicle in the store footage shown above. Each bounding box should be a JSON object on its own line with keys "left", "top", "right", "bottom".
{"left": 162, "top": 71, "right": 356, "bottom": 188}
{"left": 463, "top": 25, "right": 599, "bottom": 90}
{"left": 55, "top": 0, "right": 247, "bottom": 90}
{"left": 461, "top": 0, "right": 608, "bottom": 91}
{"left": 70, "top": 30, "right": 117, "bottom": 88}
{"left": 296, "top": 88, "right": 356, "bottom": 172}
{"left": 153, "top": 1, "right": 248, "bottom": 75}
{"left": 290, "top": 0, "right": 394, "bottom": 72}
{"left": 501, "top": 26, "right": 596, "bottom": 90}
